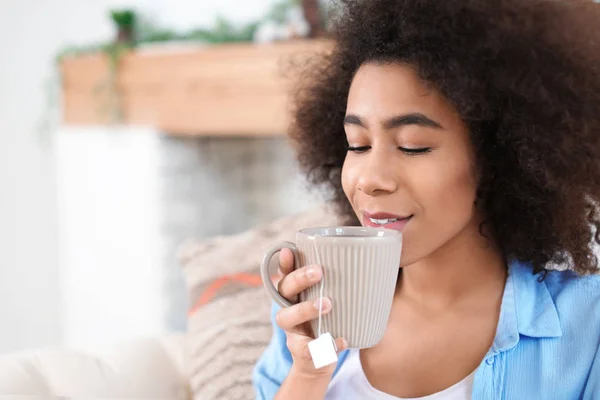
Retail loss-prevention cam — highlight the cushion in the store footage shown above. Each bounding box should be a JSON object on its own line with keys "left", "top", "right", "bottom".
{"left": 178, "top": 204, "right": 342, "bottom": 400}
{"left": 0, "top": 335, "right": 189, "bottom": 398}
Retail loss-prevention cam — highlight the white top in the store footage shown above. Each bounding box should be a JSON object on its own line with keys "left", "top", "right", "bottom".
{"left": 327, "top": 349, "right": 475, "bottom": 400}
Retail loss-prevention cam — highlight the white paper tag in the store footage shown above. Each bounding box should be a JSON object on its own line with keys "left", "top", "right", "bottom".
{"left": 308, "top": 332, "right": 338, "bottom": 369}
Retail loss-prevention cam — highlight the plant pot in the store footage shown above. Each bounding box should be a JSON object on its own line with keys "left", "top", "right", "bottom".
{"left": 116, "top": 27, "right": 134, "bottom": 44}
{"left": 302, "top": 0, "right": 323, "bottom": 38}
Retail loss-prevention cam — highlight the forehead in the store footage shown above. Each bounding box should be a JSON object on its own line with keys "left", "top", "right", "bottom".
{"left": 347, "top": 62, "right": 454, "bottom": 119}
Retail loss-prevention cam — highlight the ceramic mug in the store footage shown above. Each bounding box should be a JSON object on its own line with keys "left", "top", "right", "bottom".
{"left": 260, "top": 226, "right": 402, "bottom": 349}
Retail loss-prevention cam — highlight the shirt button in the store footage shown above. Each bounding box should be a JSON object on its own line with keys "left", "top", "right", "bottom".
{"left": 486, "top": 357, "right": 495, "bottom": 365}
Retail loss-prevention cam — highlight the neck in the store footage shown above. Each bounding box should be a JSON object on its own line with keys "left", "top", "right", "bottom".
{"left": 397, "top": 220, "right": 507, "bottom": 309}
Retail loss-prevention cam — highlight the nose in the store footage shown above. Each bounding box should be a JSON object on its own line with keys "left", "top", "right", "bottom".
{"left": 356, "top": 151, "right": 398, "bottom": 196}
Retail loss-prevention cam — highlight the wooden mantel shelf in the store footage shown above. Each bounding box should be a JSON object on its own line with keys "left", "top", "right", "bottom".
{"left": 61, "top": 39, "right": 333, "bottom": 136}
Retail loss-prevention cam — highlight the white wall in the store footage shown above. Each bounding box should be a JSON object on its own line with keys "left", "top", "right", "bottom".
{"left": 144, "top": 0, "right": 279, "bottom": 30}
{"left": 56, "top": 127, "right": 167, "bottom": 349}
{"left": 0, "top": 0, "right": 114, "bottom": 354}
{"left": 0, "top": 0, "right": 283, "bottom": 354}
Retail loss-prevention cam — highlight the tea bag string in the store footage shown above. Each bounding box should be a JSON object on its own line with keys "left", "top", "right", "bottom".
{"left": 312, "top": 234, "right": 325, "bottom": 337}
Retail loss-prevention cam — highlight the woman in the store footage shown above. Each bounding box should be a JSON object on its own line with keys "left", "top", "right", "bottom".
{"left": 253, "top": 0, "right": 600, "bottom": 398}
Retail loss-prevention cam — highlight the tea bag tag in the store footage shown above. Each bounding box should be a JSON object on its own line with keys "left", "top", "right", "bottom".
{"left": 308, "top": 332, "right": 338, "bottom": 369}
{"left": 309, "top": 235, "right": 338, "bottom": 369}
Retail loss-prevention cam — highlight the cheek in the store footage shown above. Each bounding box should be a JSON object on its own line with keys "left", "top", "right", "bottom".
{"left": 414, "top": 154, "right": 477, "bottom": 223}
{"left": 341, "top": 158, "right": 356, "bottom": 201}
{"left": 401, "top": 156, "right": 477, "bottom": 265}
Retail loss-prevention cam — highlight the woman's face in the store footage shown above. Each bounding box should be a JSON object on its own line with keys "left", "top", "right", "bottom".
{"left": 342, "top": 62, "right": 479, "bottom": 266}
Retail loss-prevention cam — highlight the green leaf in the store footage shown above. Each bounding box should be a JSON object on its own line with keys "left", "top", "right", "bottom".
{"left": 110, "top": 9, "right": 136, "bottom": 28}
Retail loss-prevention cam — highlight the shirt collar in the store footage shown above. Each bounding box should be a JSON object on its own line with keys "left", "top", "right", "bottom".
{"left": 492, "top": 259, "right": 562, "bottom": 354}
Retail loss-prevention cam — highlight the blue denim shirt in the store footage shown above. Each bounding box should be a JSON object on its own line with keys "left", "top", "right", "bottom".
{"left": 253, "top": 260, "right": 600, "bottom": 399}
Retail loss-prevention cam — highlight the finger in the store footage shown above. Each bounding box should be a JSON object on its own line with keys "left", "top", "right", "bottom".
{"left": 276, "top": 297, "right": 331, "bottom": 332}
{"left": 287, "top": 334, "right": 349, "bottom": 364}
{"left": 286, "top": 332, "right": 313, "bottom": 362}
{"left": 334, "top": 337, "right": 349, "bottom": 353}
{"left": 278, "top": 265, "right": 322, "bottom": 301}
{"left": 278, "top": 248, "right": 295, "bottom": 276}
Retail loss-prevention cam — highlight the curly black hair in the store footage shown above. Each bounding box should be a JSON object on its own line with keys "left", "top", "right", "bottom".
{"left": 289, "top": 0, "right": 600, "bottom": 276}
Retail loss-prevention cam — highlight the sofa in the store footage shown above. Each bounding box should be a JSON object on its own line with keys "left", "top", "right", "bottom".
{"left": 0, "top": 335, "right": 190, "bottom": 398}
{"left": 0, "top": 204, "right": 341, "bottom": 399}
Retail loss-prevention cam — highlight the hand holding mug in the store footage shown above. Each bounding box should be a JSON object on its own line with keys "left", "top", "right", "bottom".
{"left": 272, "top": 247, "right": 348, "bottom": 376}
{"left": 261, "top": 226, "right": 403, "bottom": 363}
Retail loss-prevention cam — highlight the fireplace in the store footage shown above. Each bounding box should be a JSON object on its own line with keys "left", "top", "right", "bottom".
{"left": 57, "top": 127, "right": 319, "bottom": 347}
{"left": 157, "top": 135, "right": 319, "bottom": 330}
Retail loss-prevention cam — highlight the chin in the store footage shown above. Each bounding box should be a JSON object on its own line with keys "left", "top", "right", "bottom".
{"left": 398, "top": 241, "right": 434, "bottom": 268}
{"left": 399, "top": 256, "right": 416, "bottom": 269}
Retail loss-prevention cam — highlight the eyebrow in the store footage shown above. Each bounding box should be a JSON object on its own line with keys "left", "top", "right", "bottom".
{"left": 343, "top": 113, "right": 443, "bottom": 130}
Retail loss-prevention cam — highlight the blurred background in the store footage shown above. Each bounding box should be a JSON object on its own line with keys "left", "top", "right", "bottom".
{"left": 0, "top": 0, "right": 331, "bottom": 354}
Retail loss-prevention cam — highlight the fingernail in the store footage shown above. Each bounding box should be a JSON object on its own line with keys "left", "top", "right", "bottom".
{"left": 306, "top": 266, "right": 320, "bottom": 280}
{"left": 313, "top": 297, "right": 331, "bottom": 311}
{"left": 336, "top": 338, "right": 348, "bottom": 353}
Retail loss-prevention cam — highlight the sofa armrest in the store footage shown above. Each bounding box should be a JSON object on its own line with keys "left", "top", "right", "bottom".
{"left": 0, "top": 334, "right": 190, "bottom": 399}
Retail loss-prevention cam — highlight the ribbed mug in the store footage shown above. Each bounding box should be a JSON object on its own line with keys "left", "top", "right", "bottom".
{"left": 260, "top": 226, "right": 402, "bottom": 349}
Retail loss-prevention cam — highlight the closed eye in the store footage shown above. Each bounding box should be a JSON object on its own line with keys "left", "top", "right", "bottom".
{"left": 347, "top": 146, "right": 432, "bottom": 155}
{"left": 399, "top": 147, "right": 432, "bottom": 155}
{"left": 347, "top": 145, "right": 371, "bottom": 153}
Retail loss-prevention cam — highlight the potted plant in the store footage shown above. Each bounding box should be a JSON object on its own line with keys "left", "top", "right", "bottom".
{"left": 110, "top": 9, "right": 136, "bottom": 44}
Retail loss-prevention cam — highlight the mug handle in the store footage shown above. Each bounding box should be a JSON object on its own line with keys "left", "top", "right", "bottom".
{"left": 260, "top": 241, "right": 302, "bottom": 308}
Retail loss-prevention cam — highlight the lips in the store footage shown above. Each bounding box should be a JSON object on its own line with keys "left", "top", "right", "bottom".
{"left": 363, "top": 211, "right": 413, "bottom": 231}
